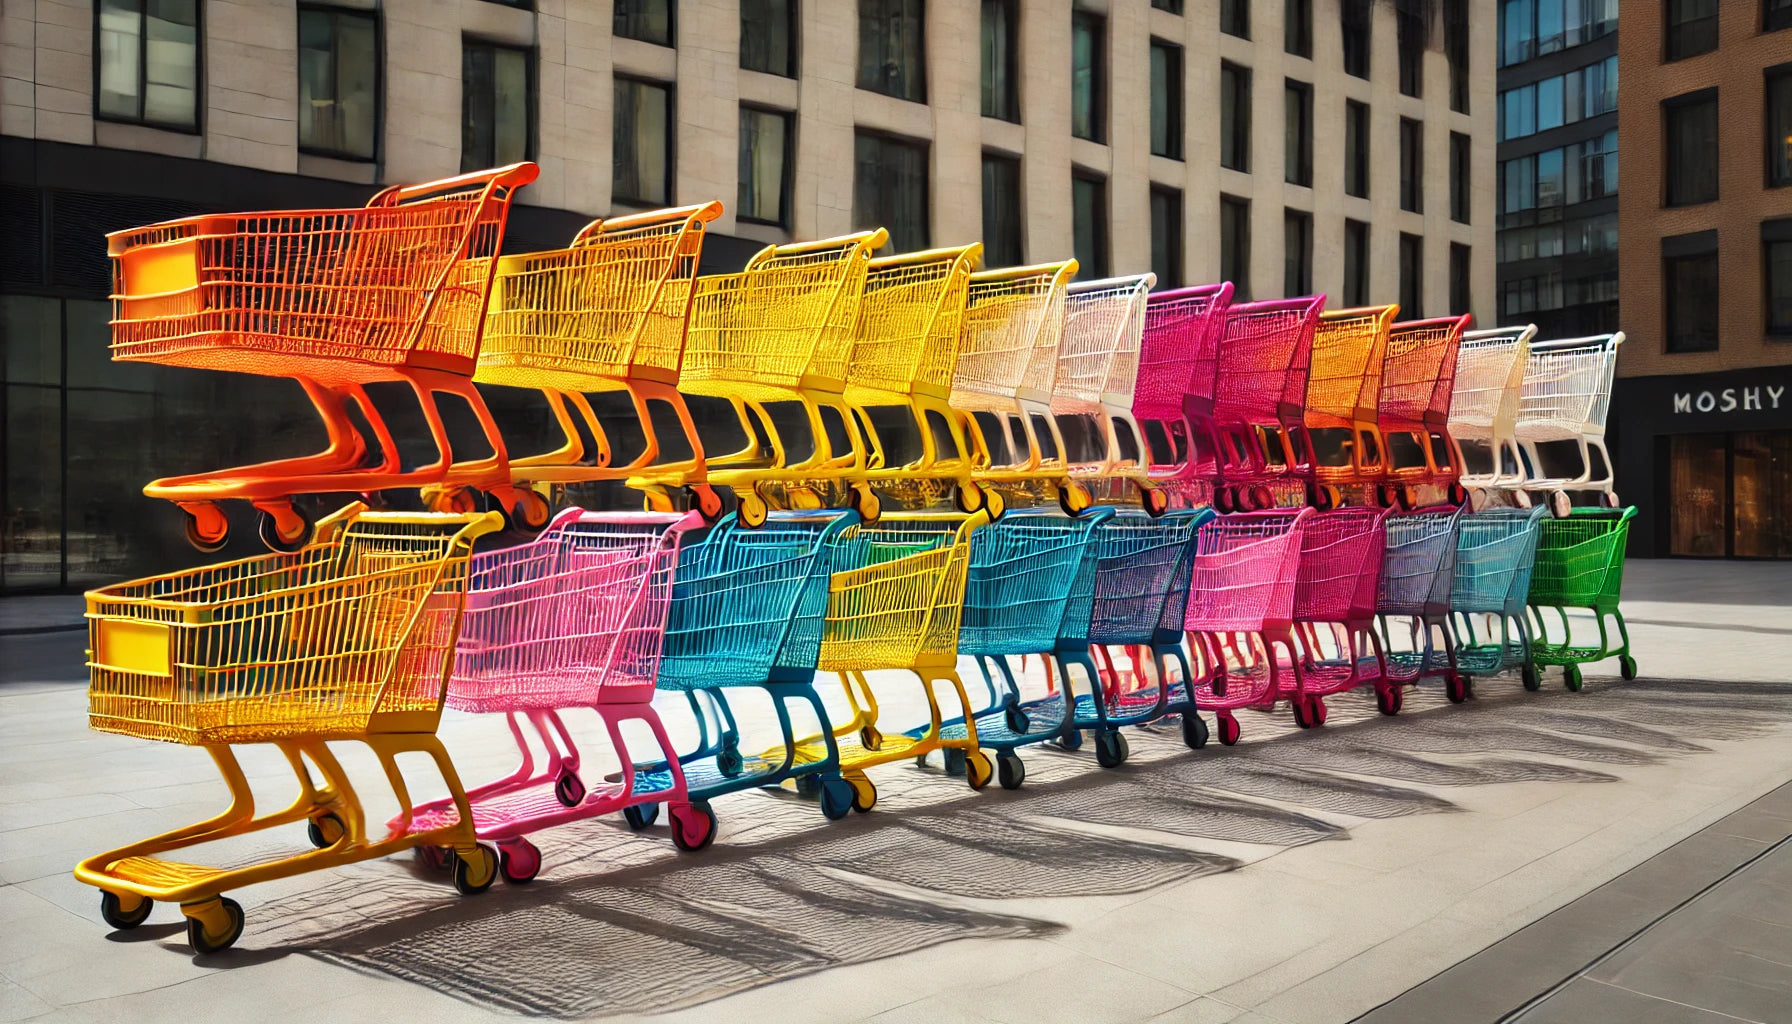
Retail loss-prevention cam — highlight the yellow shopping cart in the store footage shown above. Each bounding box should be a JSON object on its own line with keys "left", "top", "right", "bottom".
{"left": 75, "top": 505, "right": 502, "bottom": 953}
{"left": 644, "top": 230, "right": 888, "bottom": 526}
{"left": 475, "top": 201, "right": 726, "bottom": 521}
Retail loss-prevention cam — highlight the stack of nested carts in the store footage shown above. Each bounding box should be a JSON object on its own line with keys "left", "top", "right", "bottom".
{"left": 77, "top": 162, "right": 1640, "bottom": 955}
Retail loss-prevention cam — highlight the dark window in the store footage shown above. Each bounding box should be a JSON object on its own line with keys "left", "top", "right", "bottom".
{"left": 981, "top": 0, "right": 1018, "bottom": 121}
{"left": 298, "top": 7, "right": 379, "bottom": 160}
{"left": 981, "top": 152, "right": 1023, "bottom": 266}
{"left": 1153, "top": 0, "right": 1183, "bottom": 12}
{"left": 614, "top": 0, "right": 673, "bottom": 46}
{"left": 1284, "top": 79, "right": 1312, "bottom": 187}
{"left": 1341, "top": 0, "right": 1370, "bottom": 78}
{"left": 1150, "top": 40, "right": 1182, "bottom": 159}
{"left": 1502, "top": 0, "right": 1535, "bottom": 65}
{"left": 855, "top": 131, "right": 930, "bottom": 251}
{"left": 614, "top": 77, "right": 673, "bottom": 205}
{"left": 1502, "top": 0, "right": 1617, "bottom": 68}
{"left": 1221, "top": 0, "right": 1249, "bottom": 39}
{"left": 858, "top": 0, "right": 926, "bottom": 103}
{"left": 1400, "top": 117, "right": 1423, "bottom": 213}
{"left": 462, "top": 40, "right": 532, "bottom": 172}
{"left": 1665, "top": 0, "right": 1718, "bottom": 62}
{"left": 1072, "top": 172, "right": 1109, "bottom": 276}
{"left": 1220, "top": 194, "right": 1250, "bottom": 298}
{"left": 1399, "top": 233, "right": 1423, "bottom": 317}
{"left": 1345, "top": 100, "right": 1369, "bottom": 198}
{"left": 1450, "top": 243, "right": 1471, "bottom": 315}
{"left": 1450, "top": 131, "right": 1471, "bottom": 223}
{"left": 1285, "top": 0, "right": 1311, "bottom": 57}
{"left": 95, "top": 0, "right": 199, "bottom": 131}
{"left": 1344, "top": 218, "right": 1369, "bottom": 306}
{"left": 1769, "top": 0, "right": 1792, "bottom": 32}
{"left": 738, "top": 106, "right": 794, "bottom": 226}
{"left": 1220, "top": 62, "right": 1251, "bottom": 173}
{"left": 1445, "top": 0, "right": 1468, "bottom": 113}
{"left": 1664, "top": 232, "right": 1719, "bottom": 352}
{"left": 1766, "top": 219, "right": 1792, "bottom": 337}
{"left": 1769, "top": 67, "right": 1792, "bottom": 187}
{"left": 1151, "top": 187, "right": 1183, "bottom": 288}
{"left": 1283, "top": 208, "right": 1311, "bottom": 296}
{"left": 741, "top": 0, "right": 797, "bottom": 77}
{"left": 1071, "top": 11, "right": 1105, "bottom": 143}
{"left": 1664, "top": 90, "right": 1719, "bottom": 207}
{"left": 1398, "top": 4, "right": 1424, "bottom": 97}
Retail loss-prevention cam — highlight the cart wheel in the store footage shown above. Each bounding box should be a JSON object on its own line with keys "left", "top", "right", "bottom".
{"left": 1141, "top": 484, "right": 1170, "bottom": 518}
{"left": 1055, "top": 729, "right": 1084, "bottom": 752}
{"left": 997, "top": 752, "right": 1026, "bottom": 790}
{"left": 859, "top": 725, "right": 883, "bottom": 751}
{"left": 1468, "top": 487, "right": 1490, "bottom": 512}
{"left": 181, "top": 504, "right": 229, "bottom": 553}
{"left": 623, "top": 802, "right": 659, "bottom": 831}
{"left": 738, "top": 488, "right": 769, "bottom": 528}
{"left": 1181, "top": 713, "right": 1210, "bottom": 750}
{"left": 686, "top": 485, "right": 724, "bottom": 524}
{"left": 953, "top": 482, "right": 985, "bottom": 515}
{"left": 1313, "top": 697, "right": 1329, "bottom": 724}
{"left": 1521, "top": 662, "right": 1541, "bottom": 691}
{"left": 1445, "top": 673, "right": 1471, "bottom": 704}
{"left": 1094, "top": 730, "right": 1130, "bottom": 769}
{"left": 554, "top": 767, "right": 586, "bottom": 808}
{"left": 1603, "top": 490, "right": 1622, "bottom": 509}
{"left": 1058, "top": 481, "right": 1093, "bottom": 517}
{"left": 306, "top": 810, "right": 346, "bottom": 849}
{"left": 983, "top": 485, "right": 1008, "bottom": 522}
{"left": 847, "top": 773, "right": 877, "bottom": 813}
{"left": 1292, "top": 698, "right": 1315, "bottom": 729}
{"left": 498, "top": 839, "right": 541, "bottom": 885}
{"left": 1004, "top": 705, "right": 1031, "bottom": 735}
{"left": 185, "top": 897, "right": 245, "bottom": 955}
{"left": 1563, "top": 663, "right": 1583, "bottom": 692}
{"left": 100, "top": 890, "right": 152, "bottom": 930}
{"left": 256, "top": 504, "right": 313, "bottom": 553}
{"left": 943, "top": 747, "right": 968, "bottom": 777}
{"left": 1448, "top": 483, "right": 1470, "bottom": 507}
{"left": 819, "top": 778, "right": 855, "bottom": 820}
{"left": 452, "top": 845, "right": 499, "bottom": 895}
{"left": 964, "top": 751, "right": 994, "bottom": 790}
{"left": 414, "top": 845, "right": 451, "bottom": 872}
{"left": 670, "top": 802, "right": 718, "bottom": 851}
{"left": 1377, "top": 687, "right": 1405, "bottom": 716}
{"left": 1513, "top": 489, "right": 1534, "bottom": 509}
{"left": 509, "top": 488, "right": 551, "bottom": 532}
{"left": 1549, "top": 490, "right": 1573, "bottom": 519}
{"left": 1620, "top": 655, "right": 1638, "bottom": 681}
{"left": 795, "top": 773, "right": 824, "bottom": 798}
{"left": 1216, "top": 714, "right": 1242, "bottom": 746}
{"left": 642, "top": 487, "right": 675, "bottom": 514}
{"left": 1214, "top": 488, "right": 1234, "bottom": 513}
{"left": 716, "top": 744, "right": 745, "bottom": 778}
{"left": 1250, "top": 485, "right": 1275, "bottom": 510}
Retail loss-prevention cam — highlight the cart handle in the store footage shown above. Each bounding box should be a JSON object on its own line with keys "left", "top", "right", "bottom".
{"left": 1529, "top": 331, "right": 1624, "bottom": 351}
{"left": 971, "top": 259, "right": 1078, "bottom": 285}
{"left": 761, "top": 229, "right": 889, "bottom": 259}
{"left": 1463, "top": 324, "right": 1537, "bottom": 344}
{"left": 868, "top": 242, "right": 984, "bottom": 271}
{"left": 570, "top": 200, "right": 725, "bottom": 246}
{"left": 1068, "top": 272, "right": 1156, "bottom": 295}
{"left": 371, "top": 162, "right": 540, "bottom": 206}
{"left": 1147, "top": 281, "right": 1232, "bottom": 305}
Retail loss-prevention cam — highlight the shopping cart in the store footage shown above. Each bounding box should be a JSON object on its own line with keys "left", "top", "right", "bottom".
{"left": 1381, "top": 315, "right": 1473, "bottom": 508}
{"left": 1304, "top": 305, "right": 1396, "bottom": 509}
{"left": 632, "top": 509, "right": 859, "bottom": 835}
{"left": 77, "top": 505, "right": 503, "bottom": 953}
{"left": 107, "top": 164, "right": 540, "bottom": 552}
{"left": 1374, "top": 505, "right": 1465, "bottom": 708}
{"left": 949, "top": 261, "right": 1093, "bottom": 515}
{"left": 1451, "top": 325, "right": 1536, "bottom": 508}
{"left": 1184, "top": 508, "right": 1312, "bottom": 745}
{"left": 396, "top": 509, "right": 705, "bottom": 883}
{"left": 1516, "top": 333, "right": 1625, "bottom": 515}
{"left": 1449, "top": 505, "right": 1549, "bottom": 690}
{"left": 662, "top": 231, "right": 889, "bottom": 527}
{"left": 1133, "top": 283, "right": 1234, "bottom": 509}
{"left": 1053, "top": 274, "right": 1163, "bottom": 512}
{"left": 1284, "top": 506, "right": 1391, "bottom": 727}
{"left": 1527, "top": 507, "right": 1636, "bottom": 691}
{"left": 475, "top": 202, "right": 726, "bottom": 521}
{"left": 1210, "top": 296, "right": 1324, "bottom": 512}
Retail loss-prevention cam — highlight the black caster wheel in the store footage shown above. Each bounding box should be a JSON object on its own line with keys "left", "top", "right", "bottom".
{"left": 185, "top": 897, "right": 245, "bottom": 955}
{"left": 1094, "top": 730, "right": 1130, "bottom": 768}
{"left": 997, "top": 752, "right": 1026, "bottom": 790}
{"left": 100, "top": 891, "right": 152, "bottom": 930}
{"left": 819, "top": 778, "right": 855, "bottom": 820}
{"left": 1564, "top": 663, "right": 1584, "bottom": 692}
{"left": 1521, "top": 662, "right": 1541, "bottom": 692}
{"left": 1620, "top": 655, "right": 1638, "bottom": 681}
{"left": 670, "top": 802, "right": 718, "bottom": 851}
{"left": 1055, "top": 729, "right": 1084, "bottom": 753}
{"left": 1181, "top": 713, "right": 1211, "bottom": 750}
{"left": 499, "top": 839, "right": 541, "bottom": 884}
{"left": 964, "top": 751, "right": 994, "bottom": 790}
{"left": 623, "top": 802, "right": 660, "bottom": 831}
{"left": 306, "top": 810, "right": 346, "bottom": 849}
{"left": 554, "top": 767, "right": 586, "bottom": 808}
{"left": 716, "top": 745, "right": 745, "bottom": 778}
{"left": 847, "top": 774, "right": 877, "bottom": 813}
{"left": 943, "top": 748, "right": 968, "bottom": 777}
{"left": 451, "top": 844, "right": 499, "bottom": 895}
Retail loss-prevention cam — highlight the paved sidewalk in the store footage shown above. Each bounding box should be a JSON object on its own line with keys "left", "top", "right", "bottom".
{"left": 0, "top": 596, "right": 84, "bottom": 636}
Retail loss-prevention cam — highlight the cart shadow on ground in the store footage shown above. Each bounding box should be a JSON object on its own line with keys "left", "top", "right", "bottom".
{"left": 189, "top": 677, "right": 1792, "bottom": 1019}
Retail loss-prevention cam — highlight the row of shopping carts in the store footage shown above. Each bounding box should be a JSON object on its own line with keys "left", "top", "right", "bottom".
{"left": 78, "top": 165, "right": 1637, "bottom": 954}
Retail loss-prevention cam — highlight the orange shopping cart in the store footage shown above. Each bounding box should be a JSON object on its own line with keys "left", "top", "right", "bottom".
{"left": 1304, "top": 304, "right": 1396, "bottom": 509}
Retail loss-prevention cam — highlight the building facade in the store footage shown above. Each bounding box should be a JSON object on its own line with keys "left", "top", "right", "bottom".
{"left": 1, "top": 0, "right": 1495, "bottom": 592}
{"left": 1610, "top": 0, "right": 1792, "bottom": 559}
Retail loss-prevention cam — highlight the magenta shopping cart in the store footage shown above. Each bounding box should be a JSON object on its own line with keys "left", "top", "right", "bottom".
{"left": 1133, "top": 283, "right": 1234, "bottom": 509}
{"left": 1184, "top": 508, "right": 1311, "bottom": 745}
{"left": 1211, "top": 296, "right": 1324, "bottom": 512}
{"left": 1284, "top": 506, "right": 1391, "bottom": 727}
{"left": 402, "top": 508, "right": 706, "bottom": 882}
{"left": 1375, "top": 505, "right": 1466, "bottom": 708}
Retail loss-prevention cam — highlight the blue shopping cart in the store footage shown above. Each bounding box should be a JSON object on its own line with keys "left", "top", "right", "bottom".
{"left": 1374, "top": 505, "right": 1466, "bottom": 708}
{"left": 1449, "top": 506, "right": 1548, "bottom": 691}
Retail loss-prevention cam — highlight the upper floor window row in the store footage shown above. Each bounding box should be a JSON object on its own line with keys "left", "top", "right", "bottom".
{"left": 1498, "top": 56, "right": 1618, "bottom": 142}
{"left": 1499, "top": 0, "right": 1617, "bottom": 68}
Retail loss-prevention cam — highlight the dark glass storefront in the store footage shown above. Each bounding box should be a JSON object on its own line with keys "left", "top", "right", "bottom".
{"left": 1668, "top": 431, "right": 1792, "bottom": 557}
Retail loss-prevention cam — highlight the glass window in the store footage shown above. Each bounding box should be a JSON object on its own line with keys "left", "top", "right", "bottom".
{"left": 1220, "top": 195, "right": 1251, "bottom": 299}
{"left": 1072, "top": 173, "right": 1109, "bottom": 277}
{"left": 1446, "top": 0, "right": 1469, "bottom": 114}
{"left": 1221, "top": 0, "right": 1249, "bottom": 39}
{"left": 1537, "top": 75, "right": 1564, "bottom": 132}
{"left": 1769, "top": 68, "right": 1792, "bottom": 188}
{"left": 461, "top": 40, "right": 531, "bottom": 172}
{"left": 858, "top": 0, "right": 926, "bottom": 103}
{"left": 1665, "top": 0, "right": 1718, "bottom": 62}
{"left": 1220, "top": 62, "right": 1250, "bottom": 173}
{"left": 615, "top": 0, "right": 673, "bottom": 46}
{"left": 1665, "top": 90, "right": 1719, "bottom": 207}
{"left": 1150, "top": 187, "right": 1183, "bottom": 288}
{"left": 1071, "top": 11, "right": 1105, "bottom": 143}
{"left": 96, "top": 0, "right": 199, "bottom": 130}
{"left": 1398, "top": 6, "right": 1424, "bottom": 97}
{"left": 1769, "top": 0, "right": 1792, "bottom": 33}
{"left": 981, "top": 152, "right": 1023, "bottom": 267}
{"left": 855, "top": 132, "right": 929, "bottom": 252}
{"left": 1345, "top": 100, "right": 1369, "bottom": 199}
{"left": 1150, "top": 40, "right": 1182, "bottom": 159}
{"left": 1536, "top": 147, "right": 1564, "bottom": 207}
{"left": 1499, "top": 154, "right": 1536, "bottom": 214}
{"left": 738, "top": 106, "right": 793, "bottom": 226}
{"left": 1344, "top": 219, "right": 1369, "bottom": 306}
{"left": 1400, "top": 118, "right": 1423, "bottom": 213}
{"left": 1535, "top": 0, "right": 1564, "bottom": 53}
{"left": 1399, "top": 233, "right": 1423, "bottom": 318}
{"left": 1341, "top": 0, "right": 1370, "bottom": 78}
{"left": 1285, "top": 0, "right": 1311, "bottom": 57}
{"left": 1153, "top": 0, "right": 1184, "bottom": 11}
{"left": 742, "top": 0, "right": 797, "bottom": 77}
{"left": 1502, "top": 0, "right": 1534, "bottom": 67}
{"left": 1732, "top": 432, "right": 1792, "bottom": 559}
{"left": 1670, "top": 434, "right": 1728, "bottom": 556}
{"left": 980, "top": 0, "right": 1018, "bottom": 121}
{"left": 298, "top": 7, "right": 378, "bottom": 160}
{"left": 1450, "top": 243, "right": 1471, "bottom": 316}
{"left": 1664, "top": 240, "right": 1719, "bottom": 353}
{"left": 1284, "top": 79, "right": 1312, "bottom": 187}
{"left": 1766, "top": 220, "right": 1792, "bottom": 336}
{"left": 614, "top": 77, "right": 672, "bottom": 205}
{"left": 1451, "top": 132, "right": 1471, "bottom": 223}
{"left": 1283, "top": 208, "right": 1311, "bottom": 296}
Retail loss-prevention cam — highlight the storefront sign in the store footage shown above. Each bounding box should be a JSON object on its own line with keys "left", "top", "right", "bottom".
{"left": 1673, "top": 385, "right": 1786, "bottom": 415}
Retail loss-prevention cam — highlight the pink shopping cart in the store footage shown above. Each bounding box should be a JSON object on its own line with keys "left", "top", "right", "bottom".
{"left": 1211, "top": 296, "right": 1324, "bottom": 512}
{"left": 1133, "top": 283, "right": 1234, "bottom": 509}
{"left": 401, "top": 508, "right": 707, "bottom": 883}
{"left": 1184, "top": 508, "right": 1312, "bottom": 745}
{"left": 1284, "top": 506, "right": 1392, "bottom": 727}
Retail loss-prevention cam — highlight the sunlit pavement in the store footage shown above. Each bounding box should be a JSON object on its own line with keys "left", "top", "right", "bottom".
{"left": 1, "top": 560, "right": 1788, "bottom": 1024}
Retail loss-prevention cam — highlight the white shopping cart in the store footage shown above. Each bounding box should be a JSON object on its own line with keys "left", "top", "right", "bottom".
{"left": 1451, "top": 325, "right": 1536, "bottom": 509}
{"left": 1515, "top": 332, "right": 1624, "bottom": 515}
